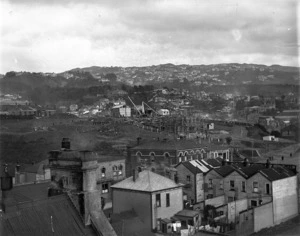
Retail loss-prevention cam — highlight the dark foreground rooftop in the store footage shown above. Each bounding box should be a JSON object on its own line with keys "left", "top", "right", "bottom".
{"left": 0, "top": 182, "right": 96, "bottom": 236}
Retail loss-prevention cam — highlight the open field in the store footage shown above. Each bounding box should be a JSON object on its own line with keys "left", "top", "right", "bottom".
{"left": 0, "top": 117, "right": 174, "bottom": 164}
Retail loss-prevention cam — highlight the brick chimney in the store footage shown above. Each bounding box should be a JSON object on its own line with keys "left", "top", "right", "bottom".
{"left": 265, "top": 159, "right": 271, "bottom": 169}
{"left": 132, "top": 169, "right": 139, "bottom": 182}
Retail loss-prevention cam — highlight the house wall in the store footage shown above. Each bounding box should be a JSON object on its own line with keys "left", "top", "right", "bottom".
{"left": 25, "top": 173, "right": 37, "bottom": 182}
{"left": 254, "top": 202, "right": 274, "bottom": 232}
{"left": 130, "top": 149, "right": 177, "bottom": 177}
{"left": 112, "top": 189, "right": 152, "bottom": 230}
{"left": 44, "top": 169, "right": 51, "bottom": 180}
{"left": 204, "top": 170, "right": 223, "bottom": 199}
{"left": 97, "top": 160, "right": 126, "bottom": 181}
{"left": 96, "top": 159, "right": 126, "bottom": 199}
{"left": 205, "top": 195, "right": 225, "bottom": 208}
{"left": 272, "top": 175, "right": 298, "bottom": 225}
{"left": 176, "top": 164, "right": 196, "bottom": 203}
{"left": 227, "top": 199, "right": 248, "bottom": 224}
{"left": 247, "top": 173, "right": 272, "bottom": 206}
{"left": 195, "top": 173, "right": 204, "bottom": 203}
{"left": 224, "top": 171, "right": 247, "bottom": 201}
{"left": 51, "top": 169, "right": 83, "bottom": 191}
{"left": 151, "top": 188, "right": 183, "bottom": 230}
{"left": 237, "top": 209, "right": 254, "bottom": 236}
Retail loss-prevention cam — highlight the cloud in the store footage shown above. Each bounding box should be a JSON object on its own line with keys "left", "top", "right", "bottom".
{"left": 0, "top": 0, "right": 298, "bottom": 73}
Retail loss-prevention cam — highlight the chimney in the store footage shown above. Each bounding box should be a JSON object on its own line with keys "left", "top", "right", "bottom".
{"left": 137, "top": 137, "right": 141, "bottom": 146}
{"left": 243, "top": 158, "right": 250, "bottom": 167}
{"left": 265, "top": 159, "right": 271, "bottom": 169}
{"left": 61, "top": 138, "right": 70, "bottom": 150}
{"left": 174, "top": 174, "right": 179, "bottom": 184}
{"left": 132, "top": 169, "right": 138, "bottom": 182}
{"left": 16, "top": 163, "right": 20, "bottom": 172}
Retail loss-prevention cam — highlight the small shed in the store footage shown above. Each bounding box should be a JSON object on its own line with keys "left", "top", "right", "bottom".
{"left": 174, "top": 209, "right": 200, "bottom": 229}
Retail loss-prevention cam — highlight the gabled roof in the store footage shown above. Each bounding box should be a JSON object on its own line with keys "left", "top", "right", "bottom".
{"left": 239, "top": 164, "right": 266, "bottom": 178}
{"left": 259, "top": 166, "right": 296, "bottom": 181}
{"left": 176, "top": 160, "right": 213, "bottom": 175}
{"left": 177, "top": 161, "right": 202, "bottom": 175}
{"left": 111, "top": 170, "right": 181, "bottom": 192}
{"left": 204, "top": 158, "right": 222, "bottom": 168}
{"left": 214, "top": 165, "right": 236, "bottom": 177}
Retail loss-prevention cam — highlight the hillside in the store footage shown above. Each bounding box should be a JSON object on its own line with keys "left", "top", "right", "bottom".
{"left": 1, "top": 63, "right": 299, "bottom": 104}
{"left": 70, "top": 63, "right": 300, "bottom": 86}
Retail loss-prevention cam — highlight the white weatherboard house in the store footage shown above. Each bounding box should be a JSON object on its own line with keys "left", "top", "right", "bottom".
{"left": 111, "top": 170, "right": 183, "bottom": 231}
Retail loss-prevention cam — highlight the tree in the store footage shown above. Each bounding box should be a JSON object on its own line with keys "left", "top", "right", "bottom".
{"left": 104, "top": 73, "right": 117, "bottom": 82}
{"left": 5, "top": 71, "right": 16, "bottom": 78}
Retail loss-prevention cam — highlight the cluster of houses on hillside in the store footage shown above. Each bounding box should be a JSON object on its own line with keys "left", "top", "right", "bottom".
{"left": 1, "top": 137, "right": 298, "bottom": 236}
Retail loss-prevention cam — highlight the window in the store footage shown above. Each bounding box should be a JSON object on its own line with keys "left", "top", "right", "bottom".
{"left": 251, "top": 200, "right": 257, "bottom": 207}
{"left": 207, "top": 194, "right": 213, "bottom": 199}
{"left": 228, "top": 196, "right": 234, "bottom": 202}
{"left": 113, "top": 166, "right": 118, "bottom": 176}
{"left": 137, "top": 166, "right": 142, "bottom": 172}
{"left": 179, "top": 157, "right": 182, "bottom": 163}
{"left": 253, "top": 182, "right": 259, "bottom": 193}
{"left": 102, "top": 183, "right": 109, "bottom": 193}
{"left": 101, "top": 167, "right": 106, "bottom": 178}
{"left": 151, "top": 168, "right": 156, "bottom": 172}
{"left": 150, "top": 153, "right": 155, "bottom": 162}
{"left": 208, "top": 179, "right": 213, "bottom": 189}
{"left": 118, "top": 165, "right": 123, "bottom": 175}
{"left": 166, "top": 193, "right": 170, "bottom": 207}
{"left": 241, "top": 181, "right": 246, "bottom": 192}
{"left": 187, "top": 175, "right": 191, "bottom": 182}
{"left": 230, "top": 180, "right": 235, "bottom": 190}
{"left": 266, "top": 183, "right": 270, "bottom": 195}
{"left": 220, "top": 180, "right": 223, "bottom": 189}
{"left": 156, "top": 194, "right": 161, "bottom": 207}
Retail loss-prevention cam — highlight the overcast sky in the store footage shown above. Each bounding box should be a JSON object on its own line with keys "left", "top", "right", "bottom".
{"left": 0, "top": 0, "right": 298, "bottom": 73}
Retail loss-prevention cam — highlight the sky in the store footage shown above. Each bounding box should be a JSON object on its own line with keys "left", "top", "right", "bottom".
{"left": 0, "top": 0, "right": 299, "bottom": 73}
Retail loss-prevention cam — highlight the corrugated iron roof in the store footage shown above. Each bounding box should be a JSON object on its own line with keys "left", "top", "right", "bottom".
{"left": 1, "top": 194, "right": 96, "bottom": 236}
{"left": 111, "top": 170, "right": 180, "bottom": 192}
{"left": 177, "top": 161, "right": 203, "bottom": 175}
{"left": 190, "top": 160, "right": 210, "bottom": 173}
